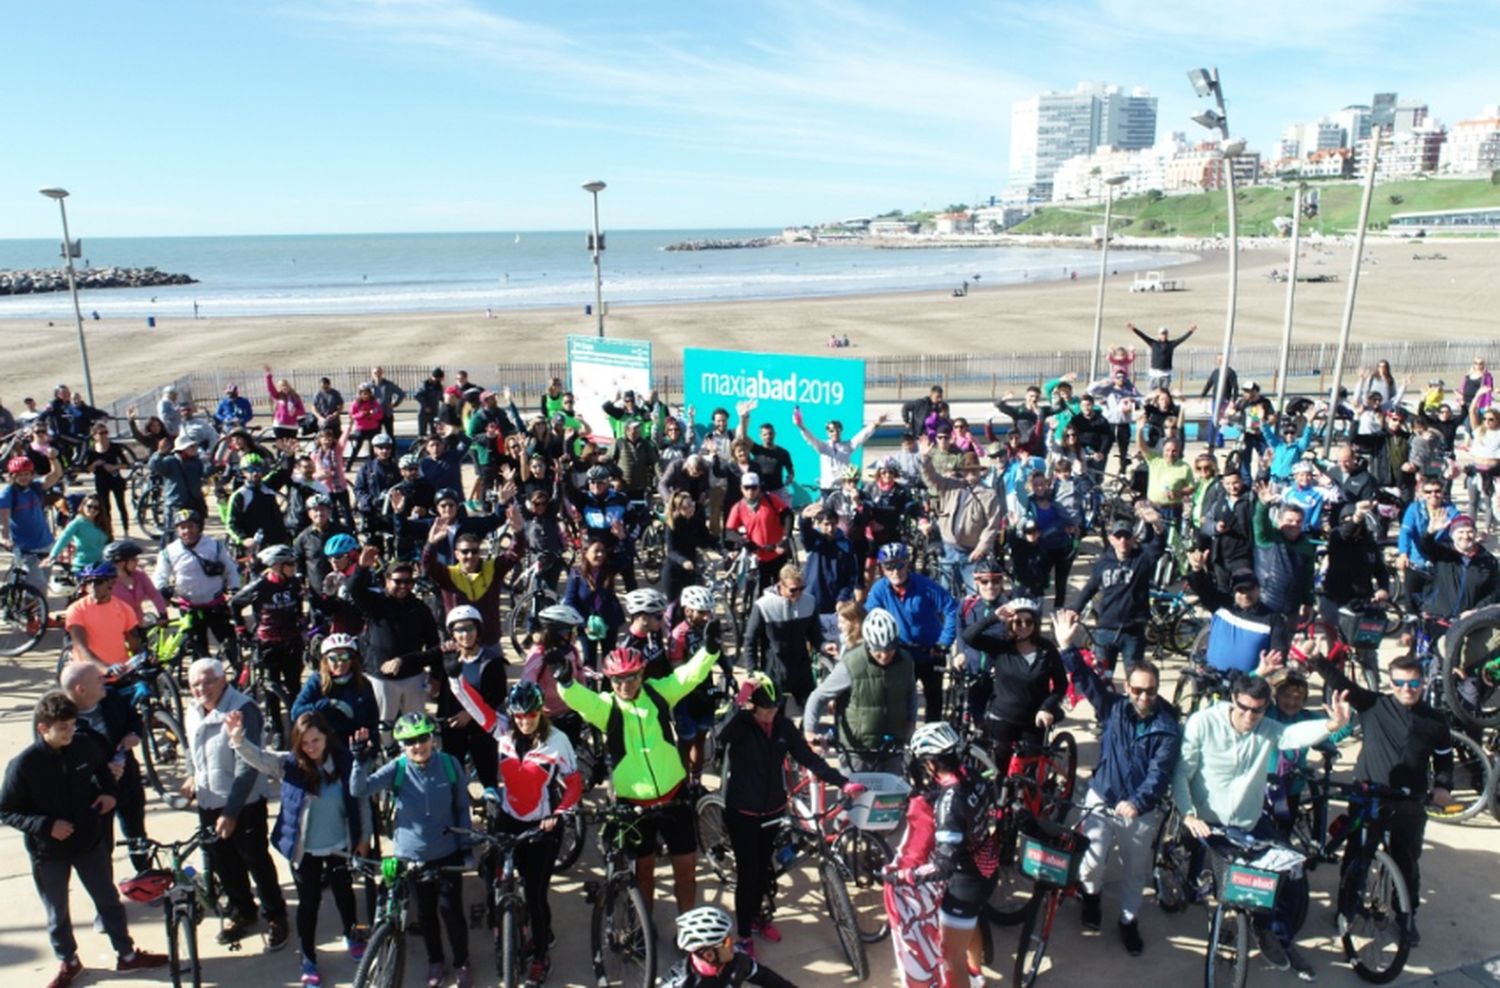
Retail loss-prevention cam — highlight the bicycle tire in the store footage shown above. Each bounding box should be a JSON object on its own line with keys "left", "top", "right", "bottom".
{"left": 352, "top": 920, "right": 404, "bottom": 988}
{"left": 506, "top": 586, "right": 557, "bottom": 657}
{"left": 1427, "top": 730, "right": 1494, "bottom": 824}
{"left": 157, "top": 669, "right": 187, "bottom": 731}
{"left": 1152, "top": 810, "right": 1193, "bottom": 914}
{"left": 165, "top": 905, "right": 185, "bottom": 988}
{"left": 180, "top": 901, "right": 202, "bottom": 988}
{"left": 694, "top": 792, "right": 737, "bottom": 884}
{"left": 1171, "top": 667, "right": 1204, "bottom": 717}
{"left": 1340, "top": 847, "right": 1411, "bottom": 984}
{"left": 140, "top": 708, "right": 190, "bottom": 804}
{"left": 554, "top": 811, "right": 587, "bottom": 871}
{"left": 983, "top": 823, "right": 1032, "bottom": 926}
{"left": 1013, "top": 888, "right": 1059, "bottom": 988}
{"left": 499, "top": 899, "right": 526, "bottom": 988}
{"left": 1170, "top": 613, "right": 1205, "bottom": 656}
{"left": 1204, "top": 903, "right": 1250, "bottom": 988}
{"left": 1441, "top": 609, "right": 1500, "bottom": 730}
{"left": 834, "top": 827, "right": 892, "bottom": 943}
{"left": 0, "top": 581, "right": 49, "bottom": 657}
{"left": 1045, "top": 731, "right": 1078, "bottom": 811}
{"left": 819, "top": 856, "right": 868, "bottom": 981}
{"left": 592, "top": 881, "right": 654, "bottom": 988}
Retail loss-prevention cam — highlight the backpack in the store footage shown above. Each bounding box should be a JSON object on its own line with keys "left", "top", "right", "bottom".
{"left": 603, "top": 683, "right": 676, "bottom": 774}
{"left": 392, "top": 752, "right": 463, "bottom": 821}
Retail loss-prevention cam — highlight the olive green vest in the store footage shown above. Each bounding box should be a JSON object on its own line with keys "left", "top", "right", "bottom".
{"left": 836, "top": 645, "right": 914, "bottom": 749}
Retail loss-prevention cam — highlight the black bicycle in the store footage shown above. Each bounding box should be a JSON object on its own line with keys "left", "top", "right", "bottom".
{"left": 1322, "top": 781, "right": 1417, "bottom": 984}
{"left": 451, "top": 821, "right": 555, "bottom": 988}
{"left": 124, "top": 829, "right": 228, "bottom": 987}
{"left": 348, "top": 855, "right": 470, "bottom": 988}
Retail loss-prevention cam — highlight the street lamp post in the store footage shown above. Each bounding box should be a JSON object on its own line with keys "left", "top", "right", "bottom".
{"left": 1324, "top": 131, "right": 1383, "bottom": 456}
{"left": 38, "top": 187, "right": 95, "bottom": 405}
{"left": 1274, "top": 181, "right": 1308, "bottom": 407}
{"left": 1187, "top": 68, "right": 1240, "bottom": 445}
{"left": 582, "top": 180, "right": 607, "bottom": 338}
{"left": 1089, "top": 174, "right": 1130, "bottom": 381}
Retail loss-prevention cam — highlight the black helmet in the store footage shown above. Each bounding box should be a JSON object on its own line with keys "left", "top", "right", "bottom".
{"left": 103, "top": 539, "right": 143, "bottom": 563}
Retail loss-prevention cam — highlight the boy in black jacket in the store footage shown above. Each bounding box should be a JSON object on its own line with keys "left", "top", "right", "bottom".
{"left": 0, "top": 693, "right": 166, "bottom": 988}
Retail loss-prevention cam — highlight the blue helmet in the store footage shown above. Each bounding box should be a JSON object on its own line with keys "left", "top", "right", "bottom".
{"left": 79, "top": 561, "right": 118, "bottom": 582}
{"left": 876, "top": 543, "right": 910, "bottom": 566}
{"left": 323, "top": 533, "right": 360, "bottom": 557}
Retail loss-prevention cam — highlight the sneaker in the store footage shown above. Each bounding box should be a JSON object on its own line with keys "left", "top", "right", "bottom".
{"left": 300, "top": 958, "right": 322, "bottom": 987}
{"left": 454, "top": 965, "right": 472, "bottom": 988}
{"left": 526, "top": 955, "right": 551, "bottom": 986}
{"left": 1285, "top": 944, "right": 1316, "bottom": 982}
{"left": 1080, "top": 892, "right": 1102, "bottom": 932}
{"left": 267, "top": 917, "right": 290, "bottom": 953}
{"left": 217, "top": 915, "right": 258, "bottom": 945}
{"left": 116, "top": 950, "right": 168, "bottom": 972}
{"left": 1405, "top": 913, "right": 1421, "bottom": 948}
{"left": 1257, "top": 929, "right": 1290, "bottom": 971}
{"left": 426, "top": 962, "right": 446, "bottom": 987}
{"left": 752, "top": 918, "right": 783, "bottom": 943}
{"left": 1119, "top": 919, "right": 1144, "bottom": 956}
{"left": 346, "top": 930, "right": 368, "bottom": 961}
{"left": 46, "top": 958, "right": 83, "bottom": 988}
{"left": 736, "top": 936, "right": 756, "bottom": 960}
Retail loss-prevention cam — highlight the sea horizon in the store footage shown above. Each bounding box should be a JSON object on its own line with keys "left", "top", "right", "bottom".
{"left": 0, "top": 229, "right": 1195, "bottom": 320}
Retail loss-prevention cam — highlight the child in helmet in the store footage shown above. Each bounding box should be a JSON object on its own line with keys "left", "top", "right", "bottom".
{"left": 229, "top": 543, "right": 308, "bottom": 695}
{"left": 520, "top": 602, "right": 589, "bottom": 733}
{"left": 661, "top": 906, "right": 796, "bottom": 987}
{"left": 351, "top": 712, "right": 473, "bottom": 988}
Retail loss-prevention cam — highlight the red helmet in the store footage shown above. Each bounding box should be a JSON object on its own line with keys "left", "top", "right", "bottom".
{"left": 119, "top": 869, "right": 173, "bottom": 904}
{"left": 602, "top": 647, "right": 646, "bottom": 677}
{"left": 6, "top": 456, "right": 34, "bottom": 475}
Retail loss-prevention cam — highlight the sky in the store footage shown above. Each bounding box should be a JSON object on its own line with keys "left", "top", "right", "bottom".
{"left": 3, "top": 0, "right": 1497, "bottom": 237}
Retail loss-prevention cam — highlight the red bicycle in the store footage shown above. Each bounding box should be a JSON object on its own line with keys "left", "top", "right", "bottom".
{"left": 982, "top": 730, "right": 1079, "bottom": 925}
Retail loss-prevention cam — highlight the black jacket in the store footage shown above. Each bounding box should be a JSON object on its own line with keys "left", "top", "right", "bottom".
{"left": 1321, "top": 516, "right": 1390, "bottom": 604}
{"left": 1417, "top": 535, "right": 1500, "bottom": 618}
{"left": 718, "top": 710, "right": 845, "bottom": 816}
{"left": 960, "top": 615, "right": 1068, "bottom": 729}
{"left": 348, "top": 565, "right": 441, "bottom": 680}
{"left": 1314, "top": 659, "right": 1453, "bottom": 795}
{"left": 0, "top": 736, "right": 117, "bottom": 860}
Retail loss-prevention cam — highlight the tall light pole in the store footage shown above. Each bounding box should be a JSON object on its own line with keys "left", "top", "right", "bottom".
{"left": 1324, "top": 131, "right": 1382, "bottom": 456}
{"left": 1089, "top": 173, "right": 1130, "bottom": 380}
{"left": 1188, "top": 67, "right": 1240, "bottom": 444}
{"left": 582, "top": 180, "right": 607, "bottom": 338}
{"left": 38, "top": 187, "right": 95, "bottom": 405}
{"left": 1274, "top": 181, "right": 1310, "bottom": 407}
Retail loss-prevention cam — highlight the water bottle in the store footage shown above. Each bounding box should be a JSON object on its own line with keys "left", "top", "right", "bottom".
{"left": 775, "top": 839, "right": 797, "bottom": 869}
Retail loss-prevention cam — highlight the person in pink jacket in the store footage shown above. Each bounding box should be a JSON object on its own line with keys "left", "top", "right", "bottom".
{"left": 344, "top": 383, "right": 386, "bottom": 463}
{"left": 310, "top": 429, "right": 355, "bottom": 529}
{"left": 263, "top": 365, "right": 306, "bottom": 439}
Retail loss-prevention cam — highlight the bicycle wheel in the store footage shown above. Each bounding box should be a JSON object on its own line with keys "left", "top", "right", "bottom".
{"left": 179, "top": 901, "right": 202, "bottom": 988}
{"left": 140, "top": 708, "right": 191, "bottom": 803}
{"left": 353, "top": 920, "right": 404, "bottom": 988}
{"left": 694, "top": 792, "right": 737, "bottom": 884}
{"left": 498, "top": 899, "right": 526, "bottom": 988}
{"left": 1170, "top": 613, "right": 1205, "bottom": 656}
{"left": 261, "top": 684, "right": 291, "bottom": 752}
{"left": 506, "top": 587, "right": 555, "bottom": 656}
{"left": 157, "top": 669, "right": 187, "bottom": 730}
{"left": 1044, "top": 732, "right": 1078, "bottom": 812}
{"left": 1013, "top": 888, "right": 1059, "bottom": 988}
{"left": 818, "top": 856, "right": 868, "bottom": 981}
{"left": 636, "top": 523, "right": 665, "bottom": 586}
{"left": 1152, "top": 810, "right": 1193, "bottom": 913}
{"left": 1204, "top": 903, "right": 1250, "bottom": 988}
{"left": 1340, "top": 848, "right": 1411, "bottom": 984}
{"left": 1427, "top": 730, "right": 1494, "bottom": 824}
{"left": 554, "top": 811, "right": 587, "bottom": 871}
{"left": 1172, "top": 668, "right": 1204, "bottom": 717}
{"left": 592, "top": 882, "right": 654, "bottom": 987}
{"left": 165, "top": 905, "right": 187, "bottom": 988}
{"left": 1442, "top": 610, "right": 1500, "bottom": 729}
{"left": 984, "top": 823, "right": 1032, "bottom": 925}
{"left": 0, "top": 581, "right": 49, "bottom": 657}
{"left": 834, "top": 827, "right": 891, "bottom": 943}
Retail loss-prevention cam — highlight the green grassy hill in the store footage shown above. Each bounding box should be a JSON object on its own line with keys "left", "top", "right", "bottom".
{"left": 1009, "top": 177, "right": 1500, "bottom": 238}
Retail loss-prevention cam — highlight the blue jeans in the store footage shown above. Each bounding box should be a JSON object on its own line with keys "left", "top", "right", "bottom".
{"left": 1091, "top": 626, "right": 1145, "bottom": 677}
{"left": 940, "top": 542, "right": 976, "bottom": 597}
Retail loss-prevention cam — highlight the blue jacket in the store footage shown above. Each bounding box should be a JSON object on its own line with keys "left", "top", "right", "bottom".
{"left": 797, "top": 517, "right": 858, "bottom": 616}
{"left": 1397, "top": 499, "right": 1455, "bottom": 568}
{"left": 352, "top": 751, "right": 471, "bottom": 862}
{"left": 1264, "top": 424, "right": 1315, "bottom": 480}
{"left": 214, "top": 396, "right": 255, "bottom": 428}
{"left": 1060, "top": 647, "right": 1181, "bottom": 813}
{"left": 291, "top": 675, "right": 381, "bottom": 744}
{"left": 865, "top": 572, "right": 958, "bottom": 662}
{"left": 269, "top": 747, "right": 366, "bottom": 863}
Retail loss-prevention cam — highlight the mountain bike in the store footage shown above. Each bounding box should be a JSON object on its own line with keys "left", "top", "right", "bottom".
{"left": 231, "top": 631, "right": 294, "bottom": 752}
{"left": 115, "top": 651, "right": 191, "bottom": 804}
{"left": 0, "top": 555, "right": 49, "bottom": 656}
{"left": 1171, "top": 659, "right": 1239, "bottom": 718}
{"left": 1440, "top": 605, "right": 1500, "bottom": 730}
{"left": 585, "top": 801, "right": 674, "bottom": 987}
{"left": 451, "top": 823, "right": 554, "bottom": 988}
{"left": 349, "top": 856, "right": 470, "bottom": 988}
{"left": 982, "top": 732, "right": 1078, "bottom": 925}
{"left": 1322, "top": 781, "right": 1418, "bottom": 984}
{"left": 504, "top": 551, "right": 562, "bottom": 655}
{"left": 1145, "top": 585, "right": 1203, "bottom": 660}
{"left": 124, "top": 829, "right": 229, "bottom": 987}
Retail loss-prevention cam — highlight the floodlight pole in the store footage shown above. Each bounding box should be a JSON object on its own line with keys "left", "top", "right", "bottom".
{"left": 39, "top": 188, "right": 95, "bottom": 405}
{"left": 1274, "top": 182, "right": 1306, "bottom": 408}
{"left": 1324, "top": 132, "right": 1382, "bottom": 457}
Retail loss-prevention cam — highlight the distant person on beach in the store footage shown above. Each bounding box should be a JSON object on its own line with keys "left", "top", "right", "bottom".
{"left": 368, "top": 367, "right": 406, "bottom": 441}
{"left": 1130, "top": 322, "right": 1196, "bottom": 392}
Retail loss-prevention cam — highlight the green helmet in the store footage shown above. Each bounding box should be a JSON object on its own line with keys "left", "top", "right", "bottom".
{"left": 585, "top": 614, "right": 609, "bottom": 642}
{"left": 240, "top": 453, "right": 267, "bottom": 473}
{"left": 391, "top": 711, "right": 437, "bottom": 742}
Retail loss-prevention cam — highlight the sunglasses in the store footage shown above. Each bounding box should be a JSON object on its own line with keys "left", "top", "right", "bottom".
{"left": 1391, "top": 678, "right": 1422, "bottom": 689}
{"left": 609, "top": 673, "right": 643, "bottom": 685}
{"left": 1233, "top": 699, "right": 1269, "bottom": 716}
{"left": 451, "top": 624, "right": 479, "bottom": 634}
{"left": 974, "top": 576, "right": 1002, "bottom": 585}
{"left": 1008, "top": 615, "right": 1036, "bottom": 626}
{"left": 1127, "top": 684, "right": 1158, "bottom": 697}
{"left": 457, "top": 548, "right": 482, "bottom": 556}
{"left": 400, "top": 736, "right": 432, "bottom": 747}
{"left": 783, "top": 584, "right": 806, "bottom": 594}
{"left": 326, "top": 654, "right": 354, "bottom": 665}
{"left": 389, "top": 578, "right": 415, "bottom": 587}
{"left": 881, "top": 561, "right": 907, "bottom": 570}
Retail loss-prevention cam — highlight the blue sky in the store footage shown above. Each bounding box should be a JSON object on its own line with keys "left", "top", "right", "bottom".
{"left": 3, "top": 0, "right": 1495, "bottom": 237}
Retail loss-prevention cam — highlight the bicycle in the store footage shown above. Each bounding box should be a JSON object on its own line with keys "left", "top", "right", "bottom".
{"left": 1440, "top": 605, "right": 1500, "bottom": 730}
{"left": 1197, "top": 826, "right": 1309, "bottom": 988}
{"left": 348, "top": 855, "right": 470, "bottom": 988}
{"left": 450, "top": 822, "right": 555, "bottom": 988}
{"left": 1171, "top": 658, "right": 1239, "bottom": 718}
{"left": 1322, "top": 780, "right": 1419, "bottom": 984}
{"left": 982, "top": 732, "right": 1079, "bottom": 926}
{"left": 504, "top": 551, "right": 562, "bottom": 655}
{"left": 0, "top": 555, "right": 50, "bottom": 656}
{"left": 124, "top": 828, "right": 229, "bottom": 987}
{"left": 230, "top": 631, "right": 294, "bottom": 752}
{"left": 584, "top": 800, "right": 681, "bottom": 987}
{"left": 1012, "top": 804, "right": 1112, "bottom": 987}
{"left": 1145, "top": 585, "right": 1204, "bottom": 660}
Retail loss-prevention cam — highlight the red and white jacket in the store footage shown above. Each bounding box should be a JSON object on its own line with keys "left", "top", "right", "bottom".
{"left": 450, "top": 674, "right": 584, "bottom": 822}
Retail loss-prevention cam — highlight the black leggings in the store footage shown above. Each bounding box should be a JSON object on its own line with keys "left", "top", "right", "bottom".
{"left": 917, "top": 663, "right": 945, "bottom": 724}
{"left": 412, "top": 850, "right": 468, "bottom": 967}
{"left": 95, "top": 472, "right": 129, "bottom": 534}
{"left": 258, "top": 638, "right": 305, "bottom": 697}
{"left": 293, "top": 852, "right": 358, "bottom": 963}
{"left": 492, "top": 814, "right": 562, "bottom": 958}
{"left": 726, "top": 809, "right": 782, "bottom": 937}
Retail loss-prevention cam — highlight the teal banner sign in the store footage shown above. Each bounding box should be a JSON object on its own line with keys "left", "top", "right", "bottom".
{"left": 567, "top": 335, "right": 653, "bottom": 442}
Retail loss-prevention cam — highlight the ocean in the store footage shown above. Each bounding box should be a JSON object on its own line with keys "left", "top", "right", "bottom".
{"left": 0, "top": 230, "right": 1193, "bottom": 319}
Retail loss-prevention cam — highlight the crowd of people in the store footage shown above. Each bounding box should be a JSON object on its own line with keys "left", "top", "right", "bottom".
{"left": 1, "top": 344, "right": 1495, "bottom": 988}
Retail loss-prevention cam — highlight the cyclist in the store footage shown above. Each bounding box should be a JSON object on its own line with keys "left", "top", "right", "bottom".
{"left": 547, "top": 630, "right": 724, "bottom": 925}
{"left": 64, "top": 563, "right": 140, "bottom": 672}
{"left": 226, "top": 708, "right": 369, "bottom": 986}
{"left": 58, "top": 661, "right": 153, "bottom": 873}
{"left": 226, "top": 454, "right": 291, "bottom": 549}
{"left": 347, "top": 546, "right": 442, "bottom": 725}
{"left": 314, "top": 533, "right": 364, "bottom": 636}
{"left": 1185, "top": 567, "right": 1290, "bottom": 677}
{"left": 450, "top": 680, "right": 582, "bottom": 985}
{"left": 519, "top": 603, "right": 589, "bottom": 743}
{"left": 797, "top": 503, "right": 860, "bottom": 641}
{"left": 230, "top": 544, "right": 309, "bottom": 696}
{"left": 562, "top": 537, "right": 625, "bottom": 669}
{"left": 353, "top": 433, "right": 400, "bottom": 532}
{"left": 1172, "top": 674, "right": 1351, "bottom": 979}
{"left": 662, "top": 906, "right": 797, "bottom": 987}
{"left": 422, "top": 501, "right": 527, "bottom": 651}
{"left": 437, "top": 605, "right": 507, "bottom": 790}
{"left": 154, "top": 508, "right": 242, "bottom": 667}
{"left": 887, "top": 721, "right": 1001, "bottom": 988}
{"left": 743, "top": 563, "right": 826, "bottom": 708}
{"left": 1251, "top": 483, "right": 1318, "bottom": 620}
{"left": 146, "top": 435, "right": 209, "bottom": 545}
{"left": 1318, "top": 499, "right": 1392, "bottom": 630}
{"left": 1053, "top": 611, "right": 1181, "bottom": 957}
{"left": 662, "top": 489, "right": 716, "bottom": 603}
{"left": 667, "top": 586, "right": 735, "bottom": 786}
{"left": 958, "top": 597, "right": 1067, "bottom": 754}
{"left": 919, "top": 448, "right": 1003, "bottom": 595}
{"left": 0, "top": 451, "right": 64, "bottom": 594}
{"left": 719, "top": 671, "right": 860, "bottom": 957}
{"left": 724, "top": 472, "right": 790, "bottom": 592}
{"left": 865, "top": 542, "right": 959, "bottom": 723}
{"left": 1065, "top": 506, "right": 1166, "bottom": 678}
{"left": 48, "top": 494, "right": 111, "bottom": 580}
{"left": 291, "top": 634, "right": 380, "bottom": 745}
{"left": 564, "top": 463, "right": 640, "bottom": 590}
{"left": 1418, "top": 512, "right": 1500, "bottom": 623}
{"left": 351, "top": 712, "right": 473, "bottom": 988}
{"left": 620, "top": 587, "right": 671, "bottom": 679}
{"left": 802, "top": 608, "right": 916, "bottom": 774}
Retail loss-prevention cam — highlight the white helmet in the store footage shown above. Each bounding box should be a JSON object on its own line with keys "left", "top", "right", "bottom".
{"left": 862, "top": 608, "right": 901, "bottom": 650}
{"left": 445, "top": 604, "right": 483, "bottom": 628}
{"left": 624, "top": 588, "right": 669, "bottom": 616}
{"left": 1006, "top": 597, "right": 1042, "bottom": 617}
{"left": 537, "top": 603, "right": 584, "bottom": 628}
{"left": 258, "top": 544, "right": 296, "bottom": 567}
{"left": 908, "top": 721, "right": 962, "bottom": 759}
{"left": 675, "top": 905, "right": 735, "bottom": 952}
{"left": 680, "top": 586, "right": 714, "bottom": 613}
{"left": 320, "top": 632, "right": 360, "bottom": 656}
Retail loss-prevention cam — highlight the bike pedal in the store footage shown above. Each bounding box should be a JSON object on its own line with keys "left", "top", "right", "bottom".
{"left": 226, "top": 940, "right": 242, "bottom": 953}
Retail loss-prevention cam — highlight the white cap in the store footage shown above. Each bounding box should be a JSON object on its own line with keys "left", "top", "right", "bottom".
{"left": 740, "top": 472, "right": 761, "bottom": 487}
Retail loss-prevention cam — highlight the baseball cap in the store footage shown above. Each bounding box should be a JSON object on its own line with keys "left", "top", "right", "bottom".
{"left": 740, "top": 472, "right": 761, "bottom": 488}
{"left": 1231, "top": 568, "right": 1260, "bottom": 589}
{"left": 1108, "top": 518, "right": 1134, "bottom": 536}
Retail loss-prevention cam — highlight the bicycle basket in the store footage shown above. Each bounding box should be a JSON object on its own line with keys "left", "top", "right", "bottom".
{"left": 1219, "top": 862, "right": 1281, "bottom": 910}
{"left": 1337, "top": 606, "right": 1386, "bottom": 648}
{"left": 1018, "top": 816, "right": 1087, "bottom": 888}
{"left": 845, "top": 772, "right": 910, "bottom": 832}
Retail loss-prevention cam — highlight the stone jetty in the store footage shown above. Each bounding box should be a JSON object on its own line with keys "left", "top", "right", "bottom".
{"left": 663, "top": 237, "right": 776, "bottom": 251}
{"left": 0, "top": 266, "right": 197, "bottom": 295}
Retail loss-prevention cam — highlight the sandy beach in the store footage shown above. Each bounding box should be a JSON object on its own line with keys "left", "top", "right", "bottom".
{"left": 3, "top": 237, "right": 1497, "bottom": 405}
